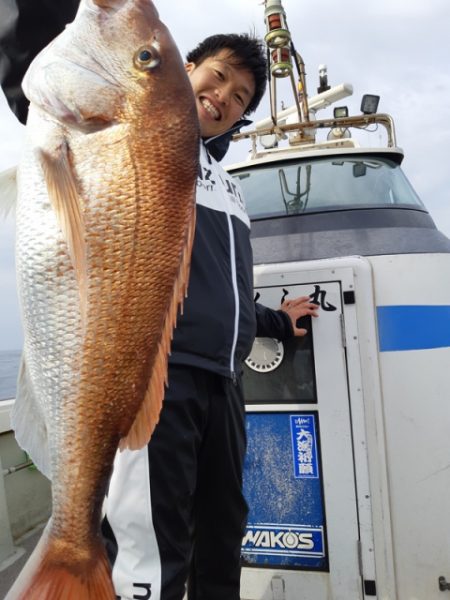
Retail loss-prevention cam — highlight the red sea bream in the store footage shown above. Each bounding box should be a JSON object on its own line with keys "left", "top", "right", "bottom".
{"left": 6, "top": 0, "right": 198, "bottom": 597}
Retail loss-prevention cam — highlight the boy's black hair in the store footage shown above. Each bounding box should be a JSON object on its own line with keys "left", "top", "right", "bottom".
{"left": 186, "top": 33, "right": 267, "bottom": 116}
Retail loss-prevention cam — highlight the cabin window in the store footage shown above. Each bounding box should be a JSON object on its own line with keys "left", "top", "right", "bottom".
{"left": 232, "top": 155, "right": 424, "bottom": 220}
{"left": 243, "top": 317, "right": 316, "bottom": 404}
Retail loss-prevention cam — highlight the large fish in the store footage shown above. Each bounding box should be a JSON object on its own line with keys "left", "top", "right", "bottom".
{"left": 6, "top": 0, "right": 198, "bottom": 598}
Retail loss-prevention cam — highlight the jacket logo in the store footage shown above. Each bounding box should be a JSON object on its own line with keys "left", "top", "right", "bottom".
{"left": 225, "top": 179, "right": 245, "bottom": 211}
{"left": 198, "top": 165, "right": 216, "bottom": 190}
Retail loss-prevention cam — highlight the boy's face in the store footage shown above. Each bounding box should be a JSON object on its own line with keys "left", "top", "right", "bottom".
{"left": 185, "top": 49, "right": 255, "bottom": 138}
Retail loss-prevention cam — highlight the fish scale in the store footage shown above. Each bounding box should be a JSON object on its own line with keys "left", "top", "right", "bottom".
{"left": 6, "top": 0, "right": 199, "bottom": 598}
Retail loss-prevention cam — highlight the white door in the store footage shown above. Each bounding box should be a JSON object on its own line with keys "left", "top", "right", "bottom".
{"left": 240, "top": 268, "right": 363, "bottom": 600}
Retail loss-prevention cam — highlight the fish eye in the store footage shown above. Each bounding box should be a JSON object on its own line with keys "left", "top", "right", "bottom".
{"left": 134, "top": 45, "right": 161, "bottom": 71}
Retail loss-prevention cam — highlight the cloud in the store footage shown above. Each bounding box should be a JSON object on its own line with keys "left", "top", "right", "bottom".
{"left": 0, "top": 90, "right": 25, "bottom": 171}
{"left": 364, "top": 0, "right": 449, "bottom": 18}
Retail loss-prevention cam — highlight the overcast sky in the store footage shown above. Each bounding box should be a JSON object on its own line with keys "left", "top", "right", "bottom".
{"left": 1, "top": 0, "right": 450, "bottom": 351}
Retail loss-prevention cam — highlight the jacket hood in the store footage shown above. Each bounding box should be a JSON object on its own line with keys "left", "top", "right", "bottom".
{"left": 203, "top": 119, "right": 252, "bottom": 162}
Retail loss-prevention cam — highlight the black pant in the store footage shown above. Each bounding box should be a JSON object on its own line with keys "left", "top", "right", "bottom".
{"left": 103, "top": 365, "right": 248, "bottom": 600}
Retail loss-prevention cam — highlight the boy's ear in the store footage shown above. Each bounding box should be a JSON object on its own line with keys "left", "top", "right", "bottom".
{"left": 185, "top": 62, "right": 195, "bottom": 74}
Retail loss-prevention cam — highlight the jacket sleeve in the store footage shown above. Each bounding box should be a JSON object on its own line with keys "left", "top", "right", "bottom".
{"left": 255, "top": 302, "right": 294, "bottom": 341}
{"left": 0, "top": 0, "right": 79, "bottom": 123}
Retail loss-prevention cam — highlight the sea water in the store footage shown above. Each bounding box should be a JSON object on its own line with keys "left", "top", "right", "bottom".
{"left": 0, "top": 349, "right": 21, "bottom": 401}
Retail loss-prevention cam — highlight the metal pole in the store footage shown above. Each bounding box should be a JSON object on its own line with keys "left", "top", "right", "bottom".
{"left": 3, "top": 459, "right": 34, "bottom": 476}
{"left": 0, "top": 454, "right": 16, "bottom": 564}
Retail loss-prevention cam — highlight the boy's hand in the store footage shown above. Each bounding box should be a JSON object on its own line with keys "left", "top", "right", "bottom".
{"left": 280, "top": 296, "right": 319, "bottom": 337}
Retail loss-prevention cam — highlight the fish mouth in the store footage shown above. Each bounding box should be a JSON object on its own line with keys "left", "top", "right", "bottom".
{"left": 200, "top": 96, "right": 221, "bottom": 121}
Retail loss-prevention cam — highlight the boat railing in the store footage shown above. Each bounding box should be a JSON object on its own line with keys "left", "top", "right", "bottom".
{"left": 232, "top": 113, "right": 397, "bottom": 160}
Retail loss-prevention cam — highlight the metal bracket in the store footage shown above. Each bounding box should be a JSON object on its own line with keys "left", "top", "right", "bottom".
{"left": 0, "top": 454, "right": 16, "bottom": 564}
{"left": 271, "top": 575, "right": 286, "bottom": 600}
{"left": 340, "top": 313, "right": 347, "bottom": 348}
{"left": 439, "top": 576, "right": 450, "bottom": 591}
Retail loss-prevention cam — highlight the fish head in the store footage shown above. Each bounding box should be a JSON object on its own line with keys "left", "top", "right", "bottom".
{"left": 23, "top": 0, "right": 198, "bottom": 133}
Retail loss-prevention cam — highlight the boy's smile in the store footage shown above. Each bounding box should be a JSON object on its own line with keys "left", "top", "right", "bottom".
{"left": 185, "top": 49, "right": 255, "bottom": 138}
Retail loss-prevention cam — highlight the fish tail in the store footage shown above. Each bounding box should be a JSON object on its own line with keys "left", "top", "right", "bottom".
{"left": 6, "top": 531, "right": 115, "bottom": 599}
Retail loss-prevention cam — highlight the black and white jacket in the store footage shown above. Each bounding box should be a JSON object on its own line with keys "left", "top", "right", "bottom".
{"left": 169, "top": 140, "right": 293, "bottom": 380}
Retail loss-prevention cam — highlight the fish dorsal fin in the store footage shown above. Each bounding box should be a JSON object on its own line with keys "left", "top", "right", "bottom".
{"left": 119, "top": 209, "right": 196, "bottom": 451}
{"left": 37, "top": 145, "right": 88, "bottom": 327}
{"left": 0, "top": 166, "right": 17, "bottom": 219}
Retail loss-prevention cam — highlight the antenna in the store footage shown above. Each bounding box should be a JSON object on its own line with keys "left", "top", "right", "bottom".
{"left": 264, "top": 0, "right": 310, "bottom": 134}
{"left": 231, "top": 1, "right": 394, "bottom": 155}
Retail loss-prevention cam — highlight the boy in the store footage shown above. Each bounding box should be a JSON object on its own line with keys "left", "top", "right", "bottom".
{"left": 102, "top": 34, "right": 318, "bottom": 600}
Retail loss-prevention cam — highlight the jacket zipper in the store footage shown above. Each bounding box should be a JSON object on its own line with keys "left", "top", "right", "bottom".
{"left": 226, "top": 209, "right": 240, "bottom": 385}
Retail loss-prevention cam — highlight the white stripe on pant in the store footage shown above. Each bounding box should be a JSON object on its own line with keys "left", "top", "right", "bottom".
{"left": 106, "top": 448, "right": 161, "bottom": 600}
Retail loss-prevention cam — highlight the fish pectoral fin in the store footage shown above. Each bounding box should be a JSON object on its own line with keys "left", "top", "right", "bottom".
{"left": 120, "top": 204, "right": 197, "bottom": 452}
{"left": 38, "top": 144, "right": 88, "bottom": 325}
{"left": 0, "top": 166, "right": 17, "bottom": 219}
{"left": 11, "top": 354, "right": 51, "bottom": 480}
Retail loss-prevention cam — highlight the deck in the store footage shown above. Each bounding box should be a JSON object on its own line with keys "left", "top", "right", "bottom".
{"left": 0, "top": 523, "right": 43, "bottom": 597}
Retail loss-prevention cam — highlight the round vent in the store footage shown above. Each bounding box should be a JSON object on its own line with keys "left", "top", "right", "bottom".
{"left": 245, "top": 337, "right": 284, "bottom": 373}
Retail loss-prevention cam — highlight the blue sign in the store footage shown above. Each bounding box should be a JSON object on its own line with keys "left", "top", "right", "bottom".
{"left": 290, "top": 414, "right": 319, "bottom": 479}
{"left": 242, "top": 412, "right": 327, "bottom": 570}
